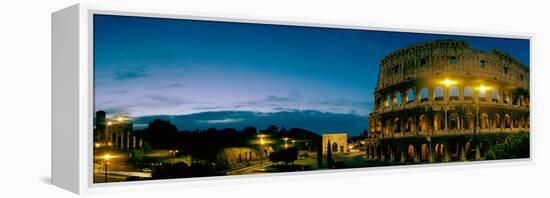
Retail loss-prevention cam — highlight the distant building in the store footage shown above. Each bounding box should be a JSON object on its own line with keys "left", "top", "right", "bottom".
{"left": 94, "top": 110, "right": 106, "bottom": 141}
{"left": 322, "top": 133, "right": 348, "bottom": 154}
{"left": 94, "top": 111, "right": 142, "bottom": 150}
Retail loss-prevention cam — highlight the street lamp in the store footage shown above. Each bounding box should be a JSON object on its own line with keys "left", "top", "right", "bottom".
{"left": 282, "top": 137, "right": 289, "bottom": 148}
{"left": 102, "top": 154, "right": 113, "bottom": 182}
{"left": 169, "top": 150, "right": 178, "bottom": 164}
{"left": 258, "top": 134, "right": 266, "bottom": 165}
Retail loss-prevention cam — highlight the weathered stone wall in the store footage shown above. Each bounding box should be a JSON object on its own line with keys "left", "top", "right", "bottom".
{"left": 366, "top": 40, "right": 530, "bottom": 163}
{"left": 322, "top": 133, "right": 348, "bottom": 154}
{"left": 216, "top": 146, "right": 273, "bottom": 166}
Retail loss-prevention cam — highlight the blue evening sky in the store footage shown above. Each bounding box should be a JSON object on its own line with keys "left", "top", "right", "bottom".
{"left": 93, "top": 14, "right": 529, "bottom": 118}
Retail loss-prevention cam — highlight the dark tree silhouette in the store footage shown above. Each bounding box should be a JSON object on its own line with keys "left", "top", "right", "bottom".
{"left": 243, "top": 126, "right": 257, "bottom": 137}
{"left": 269, "top": 148, "right": 298, "bottom": 165}
{"left": 266, "top": 125, "right": 279, "bottom": 133}
{"left": 141, "top": 119, "right": 179, "bottom": 149}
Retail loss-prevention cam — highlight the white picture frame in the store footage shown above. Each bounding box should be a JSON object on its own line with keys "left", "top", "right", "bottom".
{"left": 52, "top": 3, "right": 533, "bottom": 194}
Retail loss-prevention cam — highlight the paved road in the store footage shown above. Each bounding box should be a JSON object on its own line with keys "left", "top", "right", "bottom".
{"left": 226, "top": 161, "right": 273, "bottom": 175}
{"left": 93, "top": 170, "right": 152, "bottom": 183}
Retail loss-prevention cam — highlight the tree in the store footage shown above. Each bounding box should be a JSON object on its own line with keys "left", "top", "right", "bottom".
{"left": 486, "top": 132, "right": 529, "bottom": 160}
{"left": 142, "top": 119, "right": 178, "bottom": 149}
{"left": 269, "top": 148, "right": 298, "bottom": 165}
{"left": 243, "top": 126, "right": 257, "bottom": 137}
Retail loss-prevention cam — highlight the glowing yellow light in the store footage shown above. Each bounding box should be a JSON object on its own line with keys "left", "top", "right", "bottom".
{"left": 95, "top": 143, "right": 101, "bottom": 148}
{"left": 260, "top": 139, "right": 265, "bottom": 145}
{"left": 107, "top": 121, "right": 112, "bottom": 126}
{"left": 477, "top": 85, "right": 491, "bottom": 92}
{"left": 103, "top": 154, "right": 113, "bottom": 160}
{"left": 117, "top": 116, "right": 124, "bottom": 122}
{"left": 107, "top": 142, "right": 112, "bottom": 146}
{"left": 441, "top": 79, "right": 457, "bottom": 86}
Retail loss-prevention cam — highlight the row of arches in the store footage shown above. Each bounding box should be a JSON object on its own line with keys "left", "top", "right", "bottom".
{"left": 376, "top": 86, "right": 529, "bottom": 111}
{"left": 371, "top": 111, "right": 529, "bottom": 135}
{"left": 365, "top": 141, "right": 491, "bottom": 163}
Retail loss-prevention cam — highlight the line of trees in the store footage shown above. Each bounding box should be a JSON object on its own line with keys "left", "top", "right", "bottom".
{"left": 135, "top": 119, "right": 322, "bottom": 161}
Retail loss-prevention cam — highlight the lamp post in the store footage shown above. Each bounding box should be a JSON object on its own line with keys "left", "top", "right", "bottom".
{"left": 103, "top": 154, "right": 112, "bottom": 182}
{"left": 259, "top": 134, "right": 265, "bottom": 165}
{"left": 169, "top": 150, "right": 178, "bottom": 164}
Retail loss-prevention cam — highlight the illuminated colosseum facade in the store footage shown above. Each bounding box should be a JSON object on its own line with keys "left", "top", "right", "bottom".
{"left": 365, "top": 40, "right": 529, "bottom": 163}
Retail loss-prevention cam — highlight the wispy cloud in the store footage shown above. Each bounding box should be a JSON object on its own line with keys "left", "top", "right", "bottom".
{"left": 113, "top": 67, "right": 150, "bottom": 80}
{"left": 197, "top": 118, "right": 244, "bottom": 124}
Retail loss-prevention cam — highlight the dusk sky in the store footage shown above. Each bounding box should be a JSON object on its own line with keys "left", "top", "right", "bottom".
{"left": 93, "top": 14, "right": 530, "bottom": 119}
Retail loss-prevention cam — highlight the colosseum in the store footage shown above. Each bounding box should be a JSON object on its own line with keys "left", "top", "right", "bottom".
{"left": 365, "top": 40, "right": 529, "bottom": 163}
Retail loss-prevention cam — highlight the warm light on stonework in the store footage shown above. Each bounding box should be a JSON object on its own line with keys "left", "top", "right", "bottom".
{"left": 441, "top": 79, "right": 457, "bottom": 86}
{"left": 477, "top": 85, "right": 491, "bottom": 92}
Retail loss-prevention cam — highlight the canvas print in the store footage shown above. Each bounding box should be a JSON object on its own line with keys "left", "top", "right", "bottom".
{"left": 92, "top": 14, "right": 530, "bottom": 183}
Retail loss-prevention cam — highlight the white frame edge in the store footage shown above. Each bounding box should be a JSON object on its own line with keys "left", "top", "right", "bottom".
{"left": 52, "top": 3, "right": 534, "bottom": 194}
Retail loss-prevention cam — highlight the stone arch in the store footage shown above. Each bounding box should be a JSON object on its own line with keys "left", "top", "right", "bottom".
{"left": 492, "top": 113, "right": 501, "bottom": 129}
{"left": 448, "top": 113, "right": 460, "bottom": 131}
{"left": 491, "top": 89, "right": 499, "bottom": 103}
{"left": 503, "top": 93, "right": 509, "bottom": 104}
{"left": 434, "top": 86, "right": 444, "bottom": 101}
{"left": 512, "top": 94, "right": 519, "bottom": 106}
{"left": 464, "top": 113, "right": 475, "bottom": 130}
{"left": 520, "top": 95, "right": 526, "bottom": 107}
{"left": 407, "top": 88, "right": 415, "bottom": 103}
{"left": 419, "top": 114, "right": 429, "bottom": 133}
{"left": 405, "top": 116, "right": 414, "bottom": 132}
{"left": 394, "top": 91, "right": 402, "bottom": 106}
{"left": 385, "top": 95, "right": 391, "bottom": 108}
{"left": 504, "top": 114, "right": 511, "bottom": 129}
{"left": 480, "top": 113, "right": 489, "bottom": 129}
{"left": 434, "top": 113, "right": 445, "bottom": 131}
{"left": 449, "top": 86, "right": 459, "bottom": 101}
{"left": 407, "top": 144, "right": 415, "bottom": 162}
{"left": 393, "top": 117, "right": 401, "bottom": 133}
{"left": 421, "top": 144, "right": 428, "bottom": 161}
{"left": 394, "top": 145, "right": 402, "bottom": 162}
{"left": 465, "top": 142, "right": 475, "bottom": 160}
{"left": 450, "top": 142, "right": 461, "bottom": 161}
{"left": 464, "top": 86, "right": 473, "bottom": 100}
{"left": 434, "top": 144, "right": 445, "bottom": 161}
{"left": 420, "top": 87, "right": 429, "bottom": 102}
{"left": 332, "top": 142, "right": 338, "bottom": 153}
